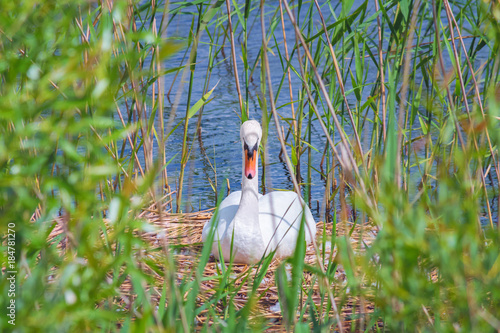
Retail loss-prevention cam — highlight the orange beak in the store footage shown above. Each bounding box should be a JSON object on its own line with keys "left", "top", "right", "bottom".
{"left": 244, "top": 143, "right": 258, "bottom": 179}
{"left": 245, "top": 154, "right": 256, "bottom": 179}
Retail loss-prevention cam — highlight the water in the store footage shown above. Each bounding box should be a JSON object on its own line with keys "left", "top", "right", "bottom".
{"left": 140, "top": 1, "right": 495, "bottom": 222}
{"left": 154, "top": 2, "right": 370, "bottom": 218}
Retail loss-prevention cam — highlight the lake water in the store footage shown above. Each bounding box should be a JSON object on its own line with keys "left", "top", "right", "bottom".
{"left": 141, "top": 1, "right": 494, "bottom": 222}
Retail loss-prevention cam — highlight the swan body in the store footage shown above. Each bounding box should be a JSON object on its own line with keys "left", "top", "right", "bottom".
{"left": 201, "top": 120, "right": 316, "bottom": 264}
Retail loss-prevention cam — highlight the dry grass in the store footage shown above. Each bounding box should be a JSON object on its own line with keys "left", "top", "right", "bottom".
{"left": 48, "top": 204, "right": 379, "bottom": 330}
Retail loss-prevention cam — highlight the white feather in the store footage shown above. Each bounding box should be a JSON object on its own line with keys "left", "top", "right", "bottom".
{"left": 201, "top": 120, "right": 316, "bottom": 264}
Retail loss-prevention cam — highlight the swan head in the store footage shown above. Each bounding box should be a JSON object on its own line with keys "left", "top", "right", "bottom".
{"left": 240, "top": 120, "right": 262, "bottom": 180}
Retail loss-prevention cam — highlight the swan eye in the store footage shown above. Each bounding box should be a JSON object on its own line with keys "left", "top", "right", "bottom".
{"left": 244, "top": 141, "right": 258, "bottom": 159}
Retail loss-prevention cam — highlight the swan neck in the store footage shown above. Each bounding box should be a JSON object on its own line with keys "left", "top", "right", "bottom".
{"left": 238, "top": 176, "right": 259, "bottom": 214}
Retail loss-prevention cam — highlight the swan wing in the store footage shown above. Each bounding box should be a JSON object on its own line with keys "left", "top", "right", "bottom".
{"left": 202, "top": 191, "right": 263, "bottom": 241}
{"left": 258, "top": 191, "right": 316, "bottom": 258}
{"left": 202, "top": 190, "right": 242, "bottom": 242}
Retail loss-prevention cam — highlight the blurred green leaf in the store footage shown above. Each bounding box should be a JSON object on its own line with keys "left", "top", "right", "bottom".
{"left": 187, "top": 81, "right": 219, "bottom": 119}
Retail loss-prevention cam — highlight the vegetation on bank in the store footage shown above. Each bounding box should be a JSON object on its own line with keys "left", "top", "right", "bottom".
{"left": 1, "top": 0, "right": 500, "bottom": 331}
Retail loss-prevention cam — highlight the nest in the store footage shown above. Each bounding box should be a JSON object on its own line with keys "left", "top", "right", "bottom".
{"left": 139, "top": 206, "right": 379, "bottom": 330}
{"left": 47, "top": 205, "right": 380, "bottom": 331}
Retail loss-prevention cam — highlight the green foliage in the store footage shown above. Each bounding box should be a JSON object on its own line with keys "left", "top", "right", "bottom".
{"left": 0, "top": 0, "right": 170, "bottom": 330}
{"left": 1, "top": 0, "right": 500, "bottom": 331}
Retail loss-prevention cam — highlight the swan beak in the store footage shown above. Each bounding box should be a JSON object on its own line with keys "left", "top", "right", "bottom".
{"left": 244, "top": 143, "right": 258, "bottom": 179}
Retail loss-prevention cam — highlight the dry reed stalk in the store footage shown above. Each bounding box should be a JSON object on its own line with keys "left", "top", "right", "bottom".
{"left": 396, "top": 0, "right": 420, "bottom": 191}
{"left": 438, "top": 1, "right": 489, "bottom": 229}
{"left": 313, "top": 0, "right": 362, "bottom": 155}
{"left": 444, "top": 0, "right": 498, "bottom": 228}
{"left": 374, "top": 0, "right": 387, "bottom": 142}
{"left": 278, "top": 0, "right": 300, "bottom": 184}
{"left": 258, "top": 4, "right": 348, "bottom": 329}
{"left": 176, "top": 4, "right": 203, "bottom": 213}
{"left": 155, "top": 0, "right": 171, "bottom": 197}
{"left": 280, "top": 1, "right": 375, "bottom": 212}
{"left": 431, "top": 0, "right": 466, "bottom": 151}
{"left": 279, "top": 3, "right": 365, "bottom": 166}
{"left": 225, "top": 0, "right": 245, "bottom": 118}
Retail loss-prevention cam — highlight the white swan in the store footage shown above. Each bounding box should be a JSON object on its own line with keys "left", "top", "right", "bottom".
{"left": 201, "top": 120, "right": 316, "bottom": 264}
